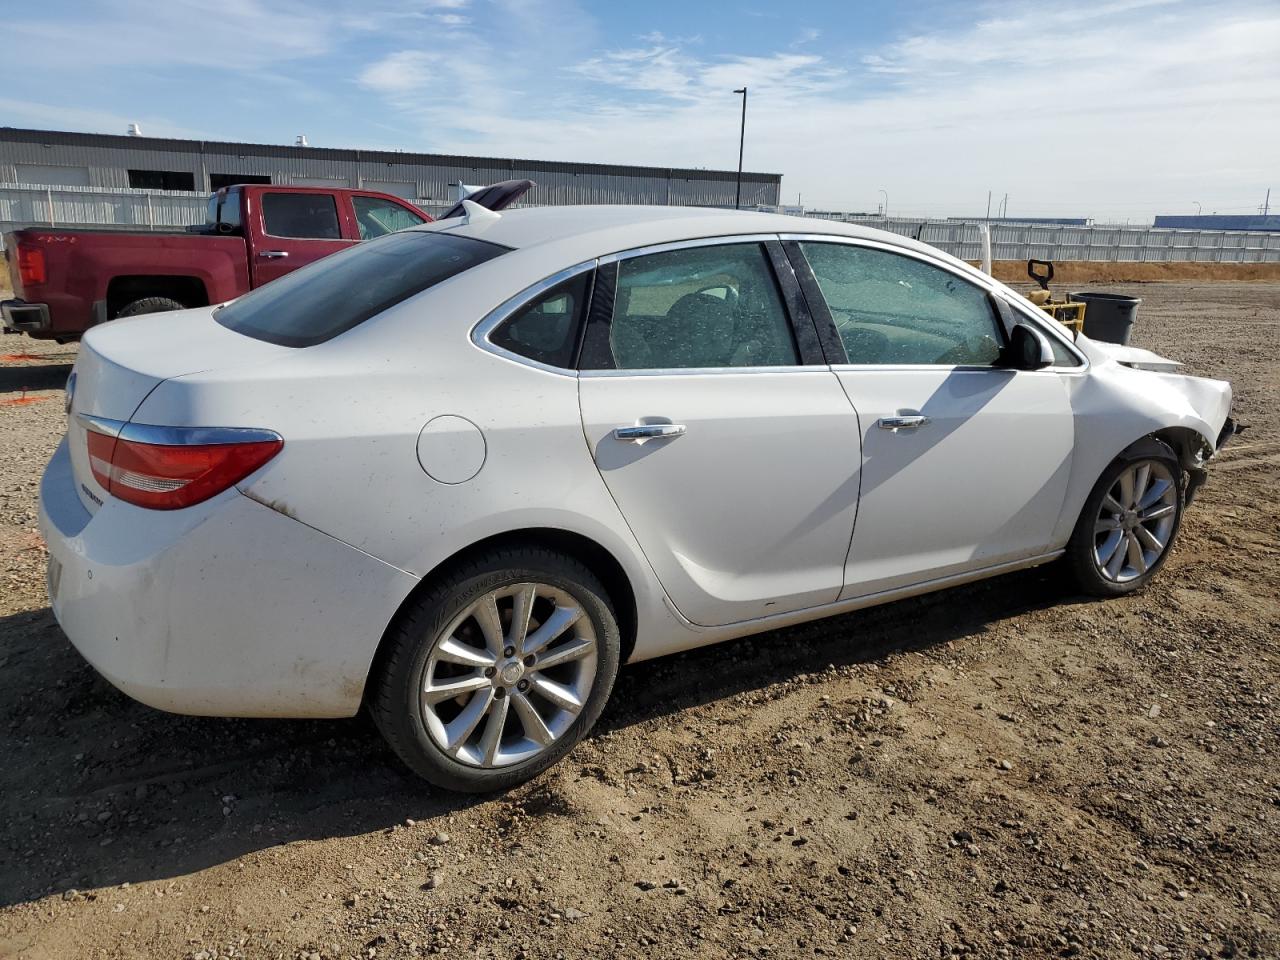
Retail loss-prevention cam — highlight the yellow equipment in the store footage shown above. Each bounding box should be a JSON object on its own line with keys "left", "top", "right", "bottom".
{"left": 1026, "top": 259, "right": 1085, "bottom": 334}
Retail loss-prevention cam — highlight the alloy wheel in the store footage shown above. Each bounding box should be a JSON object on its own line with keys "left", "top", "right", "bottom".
{"left": 1093, "top": 460, "right": 1178, "bottom": 583}
{"left": 420, "top": 583, "right": 598, "bottom": 768}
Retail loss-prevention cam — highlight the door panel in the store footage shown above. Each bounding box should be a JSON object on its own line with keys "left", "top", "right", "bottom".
{"left": 579, "top": 372, "right": 862, "bottom": 626}
{"left": 785, "top": 238, "right": 1076, "bottom": 597}
{"left": 250, "top": 191, "right": 353, "bottom": 286}
{"left": 835, "top": 367, "right": 1073, "bottom": 598}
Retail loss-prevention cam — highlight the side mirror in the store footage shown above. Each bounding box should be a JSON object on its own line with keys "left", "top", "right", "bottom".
{"left": 1007, "top": 323, "right": 1055, "bottom": 370}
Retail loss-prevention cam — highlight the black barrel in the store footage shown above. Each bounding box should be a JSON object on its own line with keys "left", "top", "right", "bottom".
{"left": 1069, "top": 291, "right": 1141, "bottom": 345}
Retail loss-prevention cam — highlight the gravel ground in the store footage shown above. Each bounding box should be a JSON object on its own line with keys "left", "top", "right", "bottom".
{"left": 0, "top": 282, "right": 1277, "bottom": 960}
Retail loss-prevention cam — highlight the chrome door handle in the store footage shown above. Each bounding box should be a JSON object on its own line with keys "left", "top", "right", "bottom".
{"left": 614, "top": 423, "right": 686, "bottom": 442}
{"left": 258, "top": 250, "right": 290, "bottom": 259}
{"left": 877, "top": 415, "right": 930, "bottom": 431}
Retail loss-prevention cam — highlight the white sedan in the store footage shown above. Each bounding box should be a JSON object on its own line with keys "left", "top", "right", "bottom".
{"left": 39, "top": 205, "right": 1234, "bottom": 791}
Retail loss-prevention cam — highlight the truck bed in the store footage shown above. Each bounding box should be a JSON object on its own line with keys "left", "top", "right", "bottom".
{"left": 4, "top": 228, "right": 248, "bottom": 340}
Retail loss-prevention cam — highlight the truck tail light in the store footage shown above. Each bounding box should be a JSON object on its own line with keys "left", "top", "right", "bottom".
{"left": 84, "top": 423, "right": 282, "bottom": 510}
{"left": 16, "top": 244, "right": 46, "bottom": 286}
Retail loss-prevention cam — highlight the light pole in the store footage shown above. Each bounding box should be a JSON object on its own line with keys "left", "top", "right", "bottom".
{"left": 878, "top": 188, "right": 888, "bottom": 219}
{"left": 733, "top": 87, "right": 747, "bottom": 209}
{"left": 1193, "top": 201, "right": 1202, "bottom": 216}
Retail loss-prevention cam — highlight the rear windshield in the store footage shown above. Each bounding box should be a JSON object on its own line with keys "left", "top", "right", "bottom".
{"left": 205, "top": 188, "right": 241, "bottom": 231}
{"left": 215, "top": 231, "right": 507, "bottom": 347}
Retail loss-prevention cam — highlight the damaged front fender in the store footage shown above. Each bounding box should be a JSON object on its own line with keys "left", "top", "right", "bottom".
{"left": 1049, "top": 336, "right": 1234, "bottom": 543}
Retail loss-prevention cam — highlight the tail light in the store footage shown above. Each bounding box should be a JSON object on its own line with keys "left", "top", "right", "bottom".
{"left": 16, "top": 244, "right": 47, "bottom": 287}
{"left": 84, "top": 420, "right": 282, "bottom": 510}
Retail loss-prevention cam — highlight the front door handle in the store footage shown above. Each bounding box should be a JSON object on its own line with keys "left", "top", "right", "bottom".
{"left": 877, "top": 415, "right": 930, "bottom": 431}
{"left": 614, "top": 423, "right": 687, "bottom": 442}
{"left": 258, "top": 250, "right": 290, "bottom": 260}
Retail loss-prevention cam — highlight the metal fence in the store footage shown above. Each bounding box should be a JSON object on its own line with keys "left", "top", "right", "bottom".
{"left": 4, "top": 184, "right": 1280, "bottom": 263}
{"left": 0, "top": 183, "right": 457, "bottom": 232}
{"left": 795, "top": 214, "right": 1280, "bottom": 263}
{"left": 0, "top": 184, "right": 210, "bottom": 231}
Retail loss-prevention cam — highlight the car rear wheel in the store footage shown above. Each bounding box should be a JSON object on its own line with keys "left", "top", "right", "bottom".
{"left": 1066, "top": 444, "right": 1184, "bottom": 597}
{"left": 370, "top": 547, "right": 620, "bottom": 792}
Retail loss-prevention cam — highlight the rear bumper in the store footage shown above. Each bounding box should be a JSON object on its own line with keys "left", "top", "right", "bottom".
{"left": 38, "top": 438, "right": 418, "bottom": 718}
{"left": 1, "top": 298, "right": 51, "bottom": 333}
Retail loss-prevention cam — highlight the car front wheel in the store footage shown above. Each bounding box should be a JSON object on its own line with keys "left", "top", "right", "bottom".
{"left": 370, "top": 546, "right": 621, "bottom": 792}
{"left": 1066, "top": 443, "right": 1184, "bottom": 597}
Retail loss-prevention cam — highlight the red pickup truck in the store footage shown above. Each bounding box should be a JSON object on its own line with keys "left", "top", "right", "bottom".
{"left": 1, "top": 180, "right": 530, "bottom": 341}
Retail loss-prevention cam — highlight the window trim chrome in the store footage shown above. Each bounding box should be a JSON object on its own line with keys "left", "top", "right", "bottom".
{"left": 470, "top": 260, "right": 598, "bottom": 377}
{"left": 596, "top": 232, "right": 783, "bottom": 265}
{"left": 578, "top": 364, "right": 830, "bottom": 379}
{"left": 778, "top": 232, "right": 1090, "bottom": 373}
{"left": 472, "top": 231, "right": 1089, "bottom": 377}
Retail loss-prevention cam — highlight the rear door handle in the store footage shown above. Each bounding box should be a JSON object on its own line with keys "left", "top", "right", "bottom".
{"left": 614, "top": 423, "right": 687, "bottom": 442}
{"left": 258, "top": 250, "right": 290, "bottom": 260}
{"left": 877, "top": 415, "right": 930, "bottom": 431}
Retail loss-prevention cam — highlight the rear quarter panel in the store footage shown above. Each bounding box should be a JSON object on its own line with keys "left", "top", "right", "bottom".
{"left": 130, "top": 255, "right": 690, "bottom": 662}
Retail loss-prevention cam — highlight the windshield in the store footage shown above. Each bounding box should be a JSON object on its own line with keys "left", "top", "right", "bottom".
{"left": 215, "top": 231, "right": 507, "bottom": 347}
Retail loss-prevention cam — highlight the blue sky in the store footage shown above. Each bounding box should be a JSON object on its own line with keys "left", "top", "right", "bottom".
{"left": 3, "top": 0, "right": 1278, "bottom": 220}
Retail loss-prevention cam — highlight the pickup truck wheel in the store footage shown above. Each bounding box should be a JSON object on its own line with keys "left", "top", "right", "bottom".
{"left": 115, "top": 296, "right": 186, "bottom": 319}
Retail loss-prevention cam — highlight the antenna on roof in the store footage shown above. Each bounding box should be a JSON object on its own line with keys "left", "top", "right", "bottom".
{"left": 127, "top": 123, "right": 142, "bottom": 137}
{"left": 295, "top": 134, "right": 308, "bottom": 147}
{"left": 460, "top": 199, "right": 501, "bottom": 225}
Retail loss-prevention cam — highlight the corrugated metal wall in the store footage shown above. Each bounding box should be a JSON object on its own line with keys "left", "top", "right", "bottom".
{"left": 0, "top": 127, "right": 781, "bottom": 209}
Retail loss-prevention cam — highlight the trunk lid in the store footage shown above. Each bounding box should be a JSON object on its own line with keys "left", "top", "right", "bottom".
{"left": 68, "top": 307, "right": 292, "bottom": 513}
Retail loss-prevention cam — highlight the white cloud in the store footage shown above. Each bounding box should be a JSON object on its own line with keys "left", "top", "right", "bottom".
{"left": 0, "top": 98, "right": 206, "bottom": 140}
{"left": 353, "top": 0, "right": 1280, "bottom": 219}
{"left": 6, "top": 0, "right": 335, "bottom": 71}
{"left": 358, "top": 50, "right": 437, "bottom": 95}
{"left": 4, "top": 0, "right": 1276, "bottom": 219}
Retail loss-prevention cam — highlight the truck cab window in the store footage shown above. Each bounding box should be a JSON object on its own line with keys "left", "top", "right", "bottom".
{"left": 262, "top": 193, "right": 341, "bottom": 240}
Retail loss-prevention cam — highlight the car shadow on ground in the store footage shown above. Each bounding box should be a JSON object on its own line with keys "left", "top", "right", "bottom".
{"left": 0, "top": 564, "right": 1068, "bottom": 907}
{"left": 0, "top": 355, "right": 74, "bottom": 394}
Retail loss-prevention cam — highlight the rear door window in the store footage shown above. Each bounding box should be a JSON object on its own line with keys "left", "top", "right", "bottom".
{"left": 585, "top": 242, "right": 798, "bottom": 370}
{"left": 261, "top": 192, "right": 342, "bottom": 239}
{"left": 216, "top": 232, "right": 507, "bottom": 346}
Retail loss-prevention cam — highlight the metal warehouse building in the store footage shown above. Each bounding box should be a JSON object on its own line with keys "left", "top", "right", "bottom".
{"left": 0, "top": 127, "right": 782, "bottom": 221}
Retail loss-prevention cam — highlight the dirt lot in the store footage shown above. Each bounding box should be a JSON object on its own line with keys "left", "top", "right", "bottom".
{"left": 0, "top": 282, "right": 1276, "bottom": 960}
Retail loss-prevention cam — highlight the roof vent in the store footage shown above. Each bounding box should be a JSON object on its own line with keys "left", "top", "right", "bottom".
{"left": 295, "top": 134, "right": 308, "bottom": 147}
{"left": 127, "top": 123, "right": 142, "bottom": 137}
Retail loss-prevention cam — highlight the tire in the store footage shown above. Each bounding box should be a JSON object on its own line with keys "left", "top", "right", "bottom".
{"left": 115, "top": 296, "right": 186, "bottom": 319}
{"left": 370, "top": 546, "right": 621, "bottom": 792}
{"left": 1066, "top": 441, "right": 1184, "bottom": 597}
